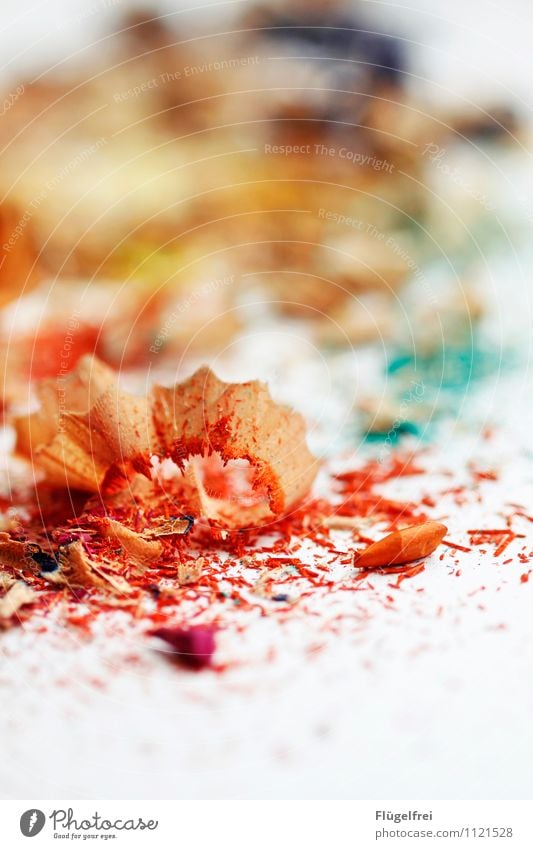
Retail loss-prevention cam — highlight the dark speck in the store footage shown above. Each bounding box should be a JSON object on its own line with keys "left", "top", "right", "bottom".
{"left": 28, "top": 546, "right": 59, "bottom": 574}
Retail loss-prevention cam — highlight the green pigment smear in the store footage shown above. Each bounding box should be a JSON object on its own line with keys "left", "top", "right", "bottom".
{"left": 386, "top": 343, "right": 514, "bottom": 390}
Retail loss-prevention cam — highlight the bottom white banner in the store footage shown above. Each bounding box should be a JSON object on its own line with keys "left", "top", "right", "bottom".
{"left": 1, "top": 800, "right": 532, "bottom": 848}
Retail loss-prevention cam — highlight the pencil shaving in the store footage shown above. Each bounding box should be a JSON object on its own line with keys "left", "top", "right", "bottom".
{"left": 354, "top": 521, "right": 448, "bottom": 569}
{"left": 98, "top": 519, "right": 163, "bottom": 567}
{"left": 50, "top": 540, "right": 131, "bottom": 593}
{"left": 177, "top": 557, "right": 204, "bottom": 586}
{"left": 17, "top": 356, "right": 318, "bottom": 528}
{"left": 0, "top": 533, "right": 33, "bottom": 576}
{"left": 0, "top": 203, "right": 43, "bottom": 308}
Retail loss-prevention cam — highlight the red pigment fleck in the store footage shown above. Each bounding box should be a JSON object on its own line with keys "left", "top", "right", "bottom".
{"left": 151, "top": 626, "right": 217, "bottom": 670}
{"left": 442, "top": 539, "right": 472, "bottom": 553}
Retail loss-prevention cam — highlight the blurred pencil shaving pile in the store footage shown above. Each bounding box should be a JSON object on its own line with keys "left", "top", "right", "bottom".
{"left": 0, "top": 0, "right": 519, "bottom": 386}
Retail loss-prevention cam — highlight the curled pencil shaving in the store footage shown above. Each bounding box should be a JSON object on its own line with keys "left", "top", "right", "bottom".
{"left": 14, "top": 355, "right": 116, "bottom": 459}
{"left": 16, "top": 356, "right": 318, "bottom": 528}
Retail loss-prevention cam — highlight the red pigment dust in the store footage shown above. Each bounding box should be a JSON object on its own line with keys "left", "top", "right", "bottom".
{"left": 1, "top": 450, "right": 530, "bottom": 666}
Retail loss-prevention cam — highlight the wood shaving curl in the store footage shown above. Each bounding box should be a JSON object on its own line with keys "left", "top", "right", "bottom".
{"left": 16, "top": 356, "right": 318, "bottom": 528}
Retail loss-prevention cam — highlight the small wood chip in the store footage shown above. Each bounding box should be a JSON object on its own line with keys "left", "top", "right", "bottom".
{"left": 99, "top": 518, "right": 163, "bottom": 567}
{"left": 0, "top": 581, "right": 36, "bottom": 619}
{"left": 177, "top": 557, "right": 204, "bottom": 586}
{"left": 0, "top": 574, "right": 16, "bottom": 591}
{"left": 49, "top": 541, "right": 132, "bottom": 593}
{"left": 0, "top": 533, "right": 30, "bottom": 574}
